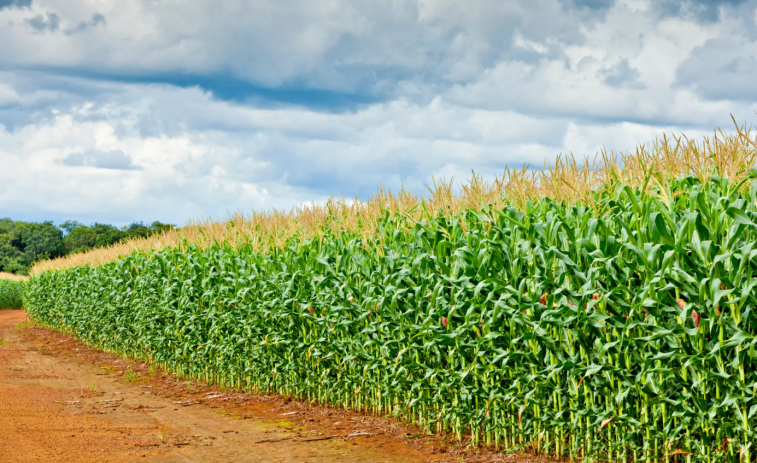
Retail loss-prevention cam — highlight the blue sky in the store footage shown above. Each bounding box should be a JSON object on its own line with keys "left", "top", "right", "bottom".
{"left": 1, "top": 0, "right": 757, "bottom": 226}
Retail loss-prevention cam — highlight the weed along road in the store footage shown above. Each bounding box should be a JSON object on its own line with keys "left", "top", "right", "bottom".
{"left": 0, "top": 310, "right": 482, "bottom": 463}
{"left": 0, "top": 310, "right": 515, "bottom": 463}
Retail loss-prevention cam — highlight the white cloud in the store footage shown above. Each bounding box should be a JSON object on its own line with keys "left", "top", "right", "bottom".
{"left": 0, "top": 82, "right": 19, "bottom": 105}
{"left": 0, "top": 77, "right": 737, "bottom": 225}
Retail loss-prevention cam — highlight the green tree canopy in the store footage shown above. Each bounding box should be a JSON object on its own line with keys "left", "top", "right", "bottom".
{"left": 0, "top": 218, "right": 174, "bottom": 275}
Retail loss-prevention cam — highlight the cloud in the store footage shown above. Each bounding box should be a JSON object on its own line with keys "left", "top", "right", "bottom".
{"left": 654, "top": 0, "right": 751, "bottom": 22}
{"left": 676, "top": 36, "right": 757, "bottom": 101}
{"left": 0, "top": 101, "right": 321, "bottom": 225}
{"left": 25, "top": 12, "right": 60, "bottom": 33}
{"left": 0, "top": 82, "right": 20, "bottom": 106}
{"left": 602, "top": 59, "right": 645, "bottom": 89}
{"left": 65, "top": 12, "right": 106, "bottom": 35}
{"left": 0, "top": 0, "right": 31, "bottom": 10}
{"left": 61, "top": 149, "right": 141, "bottom": 170}
{"left": 0, "top": 0, "right": 623, "bottom": 107}
{"left": 0, "top": 77, "right": 737, "bottom": 227}
{"left": 566, "top": 0, "right": 616, "bottom": 11}
{"left": 91, "top": 12, "right": 105, "bottom": 26}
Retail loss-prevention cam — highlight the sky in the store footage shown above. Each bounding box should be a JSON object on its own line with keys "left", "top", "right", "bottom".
{"left": 1, "top": 0, "right": 757, "bottom": 226}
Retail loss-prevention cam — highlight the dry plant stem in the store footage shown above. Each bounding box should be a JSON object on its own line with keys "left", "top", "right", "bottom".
{"left": 0, "top": 272, "right": 29, "bottom": 281}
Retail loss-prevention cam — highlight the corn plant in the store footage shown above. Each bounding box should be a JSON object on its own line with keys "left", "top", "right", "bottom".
{"left": 0, "top": 278, "right": 25, "bottom": 309}
{"left": 25, "top": 173, "right": 757, "bottom": 462}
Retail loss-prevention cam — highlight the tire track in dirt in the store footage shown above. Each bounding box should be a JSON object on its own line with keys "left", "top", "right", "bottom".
{"left": 0, "top": 310, "right": 539, "bottom": 463}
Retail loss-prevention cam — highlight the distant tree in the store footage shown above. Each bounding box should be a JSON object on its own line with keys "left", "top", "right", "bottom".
{"left": 149, "top": 221, "right": 174, "bottom": 234}
{"left": 0, "top": 218, "right": 13, "bottom": 235}
{"left": 90, "top": 223, "right": 126, "bottom": 248}
{"left": 0, "top": 219, "right": 22, "bottom": 273}
{"left": 59, "top": 220, "right": 85, "bottom": 235}
{"left": 124, "top": 221, "right": 151, "bottom": 239}
{"left": 8, "top": 221, "right": 65, "bottom": 273}
{"left": 63, "top": 226, "right": 98, "bottom": 254}
{"left": 0, "top": 230, "right": 24, "bottom": 274}
{"left": 0, "top": 217, "right": 175, "bottom": 274}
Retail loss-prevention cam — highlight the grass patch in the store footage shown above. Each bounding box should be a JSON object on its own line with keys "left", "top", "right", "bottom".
{"left": 124, "top": 367, "right": 140, "bottom": 382}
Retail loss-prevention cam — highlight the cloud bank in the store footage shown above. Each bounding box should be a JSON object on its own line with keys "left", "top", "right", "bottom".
{"left": 1, "top": 0, "right": 756, "bottom": 225}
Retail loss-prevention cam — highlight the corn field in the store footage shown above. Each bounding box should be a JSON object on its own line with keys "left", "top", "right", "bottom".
{"left": 24, "top": 168, "right": 757, "bottom": 462}
{"left": 0, "top": 277, "right": 25, "bottom": 309}
{"left": 24, "top": 124, "right": 757, "bottom": 462}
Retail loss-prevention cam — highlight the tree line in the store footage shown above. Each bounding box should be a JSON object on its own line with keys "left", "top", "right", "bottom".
{"left": 0, "top": 219, "right": 174, "bottom": 275}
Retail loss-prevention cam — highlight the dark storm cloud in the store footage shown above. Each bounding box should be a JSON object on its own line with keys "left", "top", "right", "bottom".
{"left": 61, "top": 149, "right": 142, "bottom": 170}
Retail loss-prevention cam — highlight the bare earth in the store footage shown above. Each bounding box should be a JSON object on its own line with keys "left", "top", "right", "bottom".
{"left": 0, "top": 309, "right": 537, "bottom": 463}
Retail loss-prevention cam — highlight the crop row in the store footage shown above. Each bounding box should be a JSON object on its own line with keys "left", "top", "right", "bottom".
{"left": 26, "top": 175, "right": 757, "bottom": 462}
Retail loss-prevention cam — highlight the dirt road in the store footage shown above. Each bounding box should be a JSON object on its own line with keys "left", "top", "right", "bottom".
{"left": 0, "top": 310, "right": 516, "bottom": 463}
